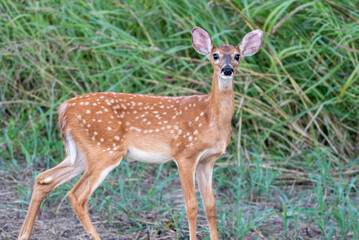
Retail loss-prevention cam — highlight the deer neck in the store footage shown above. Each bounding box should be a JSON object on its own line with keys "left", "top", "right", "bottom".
{"left": 208, "top": 72, "right": 235, "bottom": 129}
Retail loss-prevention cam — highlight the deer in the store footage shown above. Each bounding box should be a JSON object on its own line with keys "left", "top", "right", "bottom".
{"left": 18, "top": 27, "right": 263, "bottom": 240}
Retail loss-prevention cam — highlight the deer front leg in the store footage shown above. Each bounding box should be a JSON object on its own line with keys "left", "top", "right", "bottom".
{"left": 176, "top": 159, "right": 198, "bottom": 240}
{"left": 196, "top": 157, "right": 219, "bottom": 240}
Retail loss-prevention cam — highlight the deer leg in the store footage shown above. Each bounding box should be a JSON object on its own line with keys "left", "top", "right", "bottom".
{"left": 18, "top": 156, "right": 85, "bottom": 240}
{"left": 196, "top": 158, "right": 219, "bottom": 240}
{"left": 68, "top": 158, "right": 122, "bottom": 240}
{"left": 176, "top": 159, "right": 198, "bottom": 240}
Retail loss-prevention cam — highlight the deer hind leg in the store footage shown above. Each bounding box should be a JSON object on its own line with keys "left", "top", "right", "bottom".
{"left": 68, "top": 153, "right": 124, "bottom": 240}
{"left": 18, "top": 156, "right": 86, "bottom": 240}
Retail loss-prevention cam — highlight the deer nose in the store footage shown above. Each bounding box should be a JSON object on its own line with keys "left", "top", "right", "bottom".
{"left": 221, "top": 67, "right": 234, "bottom": 76}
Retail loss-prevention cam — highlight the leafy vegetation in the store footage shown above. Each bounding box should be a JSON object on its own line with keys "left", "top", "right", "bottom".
{"left": 1, "top": 0, "right": 358, "bottom": 239}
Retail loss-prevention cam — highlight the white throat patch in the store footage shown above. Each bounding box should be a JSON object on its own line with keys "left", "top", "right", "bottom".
{"left": 218, "top": 74, "right": 233, "bottom": 90}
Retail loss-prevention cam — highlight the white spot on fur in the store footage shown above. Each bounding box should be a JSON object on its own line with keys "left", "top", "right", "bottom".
{"left": 40, "top": 176, "right": 53, "bottom": 184}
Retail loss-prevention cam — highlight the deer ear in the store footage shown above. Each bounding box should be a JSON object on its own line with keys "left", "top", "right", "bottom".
{"left": 238, "top": 30, "right": 263, "bottom": 57}
{"left": 192, "top": 27, "right": 214, "bottom": 56}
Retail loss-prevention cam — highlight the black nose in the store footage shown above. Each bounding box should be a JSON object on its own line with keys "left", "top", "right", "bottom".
{"left": 221, "top": 67, "right": 233, "bottom": 76}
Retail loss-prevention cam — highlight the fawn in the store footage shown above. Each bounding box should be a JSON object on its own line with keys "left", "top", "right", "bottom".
{"left": 18, "top": 27, "right": 263, "bottom": 240}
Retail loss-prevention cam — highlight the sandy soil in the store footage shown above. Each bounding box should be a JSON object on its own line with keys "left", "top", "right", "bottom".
{"left": 0, "top": 164, "right": 323, "bottom": 240}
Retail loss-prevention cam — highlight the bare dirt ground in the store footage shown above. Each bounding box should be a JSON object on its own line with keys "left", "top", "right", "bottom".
{"left": 0, "top": 164, "right": 323, "bottom": 240}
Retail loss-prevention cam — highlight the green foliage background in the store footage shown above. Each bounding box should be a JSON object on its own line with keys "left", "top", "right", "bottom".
{"left": 1, "top": 0, "right": 358, "bottom": 239}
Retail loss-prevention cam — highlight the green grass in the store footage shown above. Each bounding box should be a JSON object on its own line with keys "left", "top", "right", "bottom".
{"left": 1, "top": 0, "right": 359, "bottom": 239}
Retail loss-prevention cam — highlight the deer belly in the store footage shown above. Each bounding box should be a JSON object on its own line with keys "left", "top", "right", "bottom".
{"left": 125, "top": 147, "right": 174, "bottom": 163}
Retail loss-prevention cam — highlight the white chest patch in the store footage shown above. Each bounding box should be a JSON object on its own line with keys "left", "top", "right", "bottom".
{"left": 126, "top": 147, "right": 173, "bottom": 163}
{"left": 218, "top": 75, "right": 233, "bottom": 90}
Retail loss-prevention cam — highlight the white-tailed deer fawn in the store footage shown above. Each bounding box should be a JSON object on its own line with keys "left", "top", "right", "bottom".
{"left": 18, "top": 27, "right": 262, "bottom": 240}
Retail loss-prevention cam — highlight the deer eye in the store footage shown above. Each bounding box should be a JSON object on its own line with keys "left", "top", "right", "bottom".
{"left": 235, "top": 54, "right": 240, "bottom": 61}
{"left": 213, "top": 54, "right": 219, "bottom": 60}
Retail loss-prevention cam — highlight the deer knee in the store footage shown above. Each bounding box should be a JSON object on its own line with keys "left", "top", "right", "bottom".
{"left": 36, "top": 173, "right": 53, "bottom": 186}
{"left": 205, "top": 203, "right": 216, "bottom": 218}
{"left": 186, "top": 201, "right": 198, "bottom": 220}
{"left": 33, "top": 173, "right": 54, "bottom": 199}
